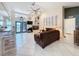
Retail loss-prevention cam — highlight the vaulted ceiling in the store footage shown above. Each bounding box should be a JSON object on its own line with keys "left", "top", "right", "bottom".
{"left": 0, "top": 2, "right": 79, "bottom": 16}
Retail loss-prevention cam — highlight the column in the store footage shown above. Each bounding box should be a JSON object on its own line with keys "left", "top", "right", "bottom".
{"left": 10, "top": 10, "right": 16, "bottom": 34}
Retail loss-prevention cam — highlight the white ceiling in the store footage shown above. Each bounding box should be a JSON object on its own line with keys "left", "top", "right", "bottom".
{"left": 3, "top": 2, "right": 79, "bottom": 9}
{"left": 0, "top": 2, "right": 79, "bottom": 16}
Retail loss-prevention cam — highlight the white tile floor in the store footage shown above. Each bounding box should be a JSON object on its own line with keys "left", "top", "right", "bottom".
{"left": 15, "top": 33, "right": 79, "bottom": 56}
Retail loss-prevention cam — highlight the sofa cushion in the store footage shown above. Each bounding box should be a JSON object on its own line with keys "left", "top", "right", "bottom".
{"left": 46, "top": 28, "right": 55, "bottom": 31}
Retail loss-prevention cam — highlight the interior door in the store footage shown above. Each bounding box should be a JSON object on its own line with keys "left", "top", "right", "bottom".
{"left": 64, "top": 18, "right": 75, "bottom": 34}
{"left": 64, "top": 18, "right": 75, "bottom": 43}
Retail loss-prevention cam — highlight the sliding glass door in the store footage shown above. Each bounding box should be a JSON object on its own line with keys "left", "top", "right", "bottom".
{"left": 16, "top": 21, "right": 21, "bottom": 33}
{"left": 15, "top": 21, "right": 27, "bottom": 33}
{"left": 23, "top": 22, "right": 27, "bottom": 32}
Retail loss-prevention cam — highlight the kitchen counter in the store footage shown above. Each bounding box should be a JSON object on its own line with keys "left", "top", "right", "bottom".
{"left": 0, "top": 31, "right": 16, "bottom": 56}
{"left": 0, "top": 31, "right": 12, "bottom": 36}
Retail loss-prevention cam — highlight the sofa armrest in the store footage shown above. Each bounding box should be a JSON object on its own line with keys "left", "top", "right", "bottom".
{"left": 34, "top": 34, "right": 40, "bottom": 43}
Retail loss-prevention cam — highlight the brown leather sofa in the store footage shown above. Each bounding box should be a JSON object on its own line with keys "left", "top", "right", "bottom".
{"left": 34, "top": 29, "right": 60, "bottom": 48}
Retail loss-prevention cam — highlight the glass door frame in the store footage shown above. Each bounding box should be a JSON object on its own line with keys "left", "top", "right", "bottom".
{"left": 22, "top": 22, "right": 27, "bottom": 33}
{"left": 15, "top": 21, "right": 27, "bottom": 33}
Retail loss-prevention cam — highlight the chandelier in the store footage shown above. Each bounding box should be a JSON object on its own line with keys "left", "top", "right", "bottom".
{"left": 30, "top": 2, "right": 41, "bottom": 17}
{"left": 28, "top": 2, "right": 41, "bottom": 26}
{"left": 31, "top": 3, "right": 40, "bottom": 12}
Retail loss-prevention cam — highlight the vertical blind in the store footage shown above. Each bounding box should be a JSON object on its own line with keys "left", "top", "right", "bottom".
{"left": 43, "top": 16, "right": 58, "bottom": 28}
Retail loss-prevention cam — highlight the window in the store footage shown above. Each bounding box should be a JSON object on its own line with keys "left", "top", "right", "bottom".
{"left": 5, "top": 17, "right": 11, "bottom": 31}
{"left": 0, "top": 16, "right": 3, "bottom": 31}
{"left": 0, "top": 15, "right": 11, "bottom": 31}
{"left": 0, "top": 16, "right": 3, "bottom": 25}
{"left": 43, "top": 15, "right": 58, "bottom": 28}
{"left": 44, "top": 16, "right": 54, "bottom": 28}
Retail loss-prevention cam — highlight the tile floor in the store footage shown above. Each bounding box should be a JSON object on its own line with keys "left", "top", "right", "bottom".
{"left": 15, "top": 33, "right": 79, "bottom": 56}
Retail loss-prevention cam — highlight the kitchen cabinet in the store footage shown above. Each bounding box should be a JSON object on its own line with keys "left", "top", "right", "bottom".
{"left": 0, "top": 33, "right": 16, "bottom": 56}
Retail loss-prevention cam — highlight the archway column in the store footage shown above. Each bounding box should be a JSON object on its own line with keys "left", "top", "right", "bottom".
{"left": 10, "top": 10, "right": 16, "bottom": 34}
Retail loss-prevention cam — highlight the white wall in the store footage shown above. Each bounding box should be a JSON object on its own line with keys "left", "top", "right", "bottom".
{"left": 39, "top": 6, "right": 64, "bottom": 38}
